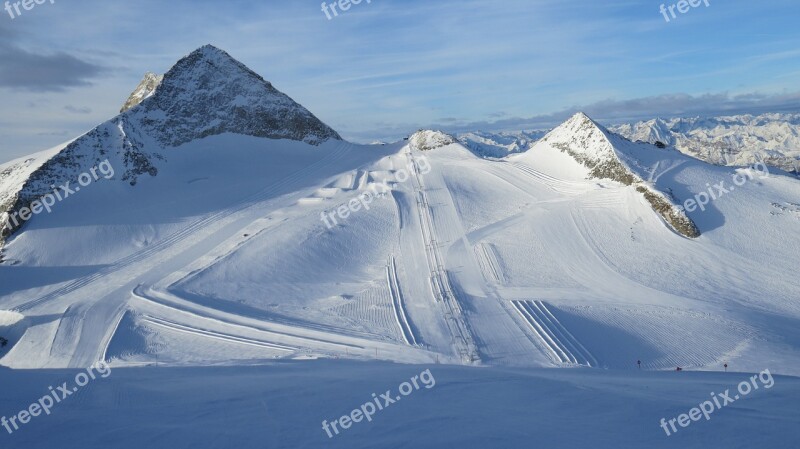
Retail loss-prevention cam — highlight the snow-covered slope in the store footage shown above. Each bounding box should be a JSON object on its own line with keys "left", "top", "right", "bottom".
{"left": 0, "top": 144, "right": 72, "bottom": 245}
{"left": 0, "top": 361, "right": 796, "bottom": 449}
{"left": 611, "top": 113, "right": 800, "bottom": 174}
{"left": 2, "top": 102, "right": 799, "bottom": 376}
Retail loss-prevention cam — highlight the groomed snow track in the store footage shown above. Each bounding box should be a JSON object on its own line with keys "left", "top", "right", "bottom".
{"left": 14, "top": 142, "right": 353, "bottom": 312}
{"left": 407, "top": 151, "right": 480, "bottom": 363}
{"left": 511, "top": 162, "right": 590, "bottom": 195}
{"left": 512, "top": 300, "right": 597, "bottom": 367}
{"left": 387, "top": 256, "right": 418, "bottom": 346}
{"left": 141, "top": 314, "right": 297, "bottom": 352}
{"left": 473, "top": 242, "right": 506, "bottom": 284}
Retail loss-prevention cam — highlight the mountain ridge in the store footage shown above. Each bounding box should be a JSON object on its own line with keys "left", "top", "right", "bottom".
{"left": 611, "top": 113, "right": 800, "bottom": 174}
{"left": 0, "top": 45, "right": 342, "bottom": 246}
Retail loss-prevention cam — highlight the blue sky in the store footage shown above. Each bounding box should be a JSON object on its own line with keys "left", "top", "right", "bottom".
{"left": 1, "top": 0, "right": 799, "bottom": 161}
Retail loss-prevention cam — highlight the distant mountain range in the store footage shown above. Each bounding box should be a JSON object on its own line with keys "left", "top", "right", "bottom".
{"left": 610, "top": 114, "right": 800, "bottom": 174}
{"left": 456, "top": 130, "right": 547, "bottom": 158}
{"left": 457, "top": 113, "right": 800, "bottom": 175}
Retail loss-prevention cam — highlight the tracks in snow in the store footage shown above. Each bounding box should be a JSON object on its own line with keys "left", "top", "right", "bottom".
{"left": 511, "top": 300, "right": 597, "bottom": 367}
{"left": 128, "top": 286, "right": 438, "bottom": 365}
{"left": 131, "top": 287, "right": 367, "bottom": 352}
{"left": 140, "top": 314, "right": 297, "bottom": 352}
{"left": 473, "top": 242, "right": 506, "bottom": 285}
{"left": 15, "top": 142, "right": 352, "bottom": 312}
{"left": 407, "top": 152, "right": 480, "bottom": 363}
{"left": 511, "top": 162, "right": 591, "bottom": 196}
{"left": 387, "top": 256, "right": 418, "bottom": 346}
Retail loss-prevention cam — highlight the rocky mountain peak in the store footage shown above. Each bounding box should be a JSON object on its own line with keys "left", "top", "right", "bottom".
{"left": 0, "top": 45, "right": 343, "bottom": 247}
{"left": 128, "top": 45, "right": 341, "bottom": 147}
{"left": 408, "top": 130, "right": 457, "bottom": 151}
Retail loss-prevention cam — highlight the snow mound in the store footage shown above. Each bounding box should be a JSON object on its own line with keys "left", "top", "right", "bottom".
{"left": 0, "top": 310, "right": 23, "bottom": 326}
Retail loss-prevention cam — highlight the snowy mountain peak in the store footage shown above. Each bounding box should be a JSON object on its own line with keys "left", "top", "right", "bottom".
{"left": 190, "top": 43, "right": 229, "bottom": 58}
{"left": 568, "top": 111, "right": 592, "bottom": 124}
{"left": 128, "top": 45, "right": 341, "bottom": 147}
{"left": 0, "top": 45, "right": 343, "bottom": 247}
{"left": 120, "top": 72, "right": 163, "bottom": 113}
{"left": 557, "top": 111, "right": 606, "bottom": 135}
{"left": 162, "top": 44, "right": 258, "bottom": 87}
{"left": 541, "top": 112, "right": 617, "bottom": 162}
{"left": 531, "top": 113, "right": 700, "bottom": 238}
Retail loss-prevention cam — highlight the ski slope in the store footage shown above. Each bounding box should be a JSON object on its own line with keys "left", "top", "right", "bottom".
{"left": 1, "top": 118, "right": 800, "bottom": 376}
